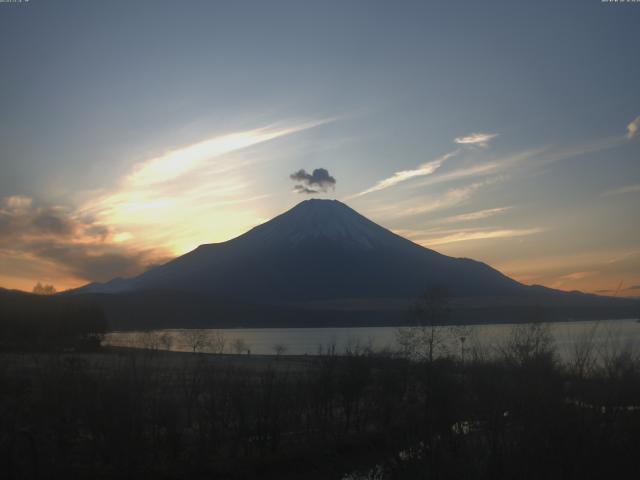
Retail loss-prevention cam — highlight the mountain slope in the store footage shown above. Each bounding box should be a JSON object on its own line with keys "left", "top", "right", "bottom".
{"left": 80, "top": 199, "right": 525, "bottom": 301}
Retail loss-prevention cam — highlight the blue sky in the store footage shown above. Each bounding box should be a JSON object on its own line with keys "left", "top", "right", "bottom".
{"left": 0, "top": 0, "right": 639, "bottom": 294}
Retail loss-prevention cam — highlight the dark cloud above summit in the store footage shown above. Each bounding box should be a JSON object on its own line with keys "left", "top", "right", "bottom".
{"left": 290, "top": 168, "right": 336, "bottom": 194}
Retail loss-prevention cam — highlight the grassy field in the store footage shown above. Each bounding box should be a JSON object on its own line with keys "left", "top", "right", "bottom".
{"left": 3, "top": 324, "right": 640, "bottom": 479}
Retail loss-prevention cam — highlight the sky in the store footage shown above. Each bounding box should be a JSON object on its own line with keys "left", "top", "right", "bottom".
{"left": 0, "top": 0, "right": 639, "bottom": 296}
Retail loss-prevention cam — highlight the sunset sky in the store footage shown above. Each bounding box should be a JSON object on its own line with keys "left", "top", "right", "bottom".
{"left": 1, "top": 0, "right": 639, "bottom": 295}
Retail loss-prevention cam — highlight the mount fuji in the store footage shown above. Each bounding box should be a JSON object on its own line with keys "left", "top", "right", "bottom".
{"left": 75, "top": 199, "right": 634, "bottom": 328}
{"left": 81, "top": 199, "right": 524, "bottom": 299}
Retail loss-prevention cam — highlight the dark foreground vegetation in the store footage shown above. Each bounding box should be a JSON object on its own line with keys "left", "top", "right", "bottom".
{"left": 1, "top": 322, "right": 640, "bottom": 480}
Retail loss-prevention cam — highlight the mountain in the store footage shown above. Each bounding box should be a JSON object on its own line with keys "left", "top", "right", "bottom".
{"left": 74, "top": 199, "right": 637, "bottom": 328}
{"left": 80, "top": 199, "right": 525, "bottom": 299}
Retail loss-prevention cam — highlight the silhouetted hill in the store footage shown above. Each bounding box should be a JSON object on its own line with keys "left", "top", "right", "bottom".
{"left": 0, "top": 288, "right": 107, "bottom": 350}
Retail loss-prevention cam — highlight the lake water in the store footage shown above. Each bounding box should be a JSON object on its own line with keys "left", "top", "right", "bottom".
{"left": 105, "top": 318, "right": 640, "bottom": 361}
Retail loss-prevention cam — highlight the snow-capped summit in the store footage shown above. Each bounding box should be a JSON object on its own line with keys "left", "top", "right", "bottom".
{"left": 237, "top": 199, "right": 408, "bottom": 250}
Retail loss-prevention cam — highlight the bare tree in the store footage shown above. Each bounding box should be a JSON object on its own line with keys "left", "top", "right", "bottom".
{"left": 210, "top": 330, "right": 226, "bottom": 354}
{"left": 567, "top": 321, "right": 599, "bottom": 379}
{"left": 499, "top": 321, "right": 555, "bottom": 367}
{"left": 344, "top": 336, "right": 375, "bottom": 356}
{"left": 272, "top": 343, "right": 287, "bottom": 356}
{"left": 181, "top": 329, "right": 210, "bottom": 354}
{"left": 396, "top": 286, "right": 451, "bottom": 362}
{"left": 138, "top": 331, "right": 161, "bottom": 351}
{"left": 159, "top": 332, "right": 173, "bottom": 351}
{"left": 395, "top": 326, "right": 419, "bottom": 358}
{"left": 450, "top": 324, "right": 473, "bottom": 363}
{"left": 231, "top": 338, "right": 248, "bottom": 355}
{"left": 598, "top": 323, "right": 637, "bottom": 381}
{"left": 32, "top": 282, "right": 57, "bottom": 295}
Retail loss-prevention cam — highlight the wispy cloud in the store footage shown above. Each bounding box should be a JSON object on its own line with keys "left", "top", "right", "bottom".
{"left": 368, "top": 180, "right": 491, "bottom": 219}
{"left": 558, "top": 271, "right": 594, "bottom": 281}
{"left": 537, "top": 136, "right": 626, "bottom": 167}
{"left": 493, "top": 248, "right": 640, "bottom": 295}
{"left": 454, "top": 132, "right": 498, "bottom": 147}
{"left": 4, "top": 195, "right": 33, "bottom": 210}
{"left": 406, "top": 148, "right": 543, "bottom": 192}
{"left": 349, "top": 150, "right": 460, "bottom": 198}
{"left": 627, "top": 116, "right": 640, "bottom": 140}
{"left": 548, "top": 271, "right": 598, "bottom": 289}
{"left": 350, "top": 131, "right": 499, "bottom": 199}
{"left": 126, "top": 121, "right": 328, "bottom": 187}
{"left": 417, "top": 227, "right": 544, "bottom": 246}
{"left": 437, "top": 206, "right": 512, "bottom": 224}
{"left": 601, "top": 183, "right": 640, "bottom": 197}
{"left": 400, "top": 135, "right": 626, "bottom": 205}
{"left": 409, "top": 133, "right": 625, "bottom": 195}
{"left": 401, "top": 182, "right": 486, "bottom": 216}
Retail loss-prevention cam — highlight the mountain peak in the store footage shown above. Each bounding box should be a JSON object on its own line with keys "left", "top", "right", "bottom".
{"left": 289, "top": 198, "right": 351, "bottom": 213}
{"left": 242, "top": 198, "right": 406, "bottom": 250}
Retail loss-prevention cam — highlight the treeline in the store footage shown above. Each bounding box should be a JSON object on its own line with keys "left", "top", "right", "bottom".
{"left": 1, "top": 325, "right": 640, "bottom": 479}
{"left": 77, "top": 289, "right": 640, "bottom": 331}
{"left": 0, "top": 290, "right": 107, "bottom": 351}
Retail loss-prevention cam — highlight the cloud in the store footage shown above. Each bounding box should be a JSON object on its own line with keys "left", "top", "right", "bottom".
{"left": 418, "top": 227, "right": 544, "bottom": 246}
{"left": 627, "top": 116, "right": 640, "bottom": 140}
{"left": 406, "top": 149, "right": 542, "bottom": 194}
{"left": 367, "top": 177, "right": 503, "bottom": 223}
{"left": 290, "top": 168, "right": 336, "bottom": 193}
{"left": 127, "top": 121, "right": 330, "bottom": 187}
{"left": 0, "top": 203, "right": 75, "bottom": 238}
{"left": 454, "top": 133, "right": 498, "bottom": 147}
{"left": 438, "top": 206, "right": 512, "bottom": 224}
{"left": 401, "top": 182, "right": 486, "bottom": 216}
{"left": 601, "top": 183, "right": 640, "bottom": 197}
{"left": 351, "top": 150, "right": 460, "bottom": 198}
{"left": 547, "top": 271, "right": 598, "bottom": 290}
{"left": 408, "top": 135, "right": 624, "bottom": 195}
{"left": 4, "top": 195, "right": 32, "bottom": 210}
{"left": 33, "top": 243, "right": 164, "bottom": 283}
{"left": 351, "top": 131, "right": 498, "bottom": 198}
{"left": 492, "top": 248, "right": 640, "bottom": 296}
{"left": 32, "top": 209, "right": 75, "bottom": 236}
{"left": 0, "top": 196, "right": 170, "bottom": 286}
{"left": 558, "top": 271, "right": 594, "bottom": 281}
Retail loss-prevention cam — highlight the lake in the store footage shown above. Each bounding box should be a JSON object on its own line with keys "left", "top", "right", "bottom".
{"left": 105, "top": 318, "right": 640, "bottom": 360}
